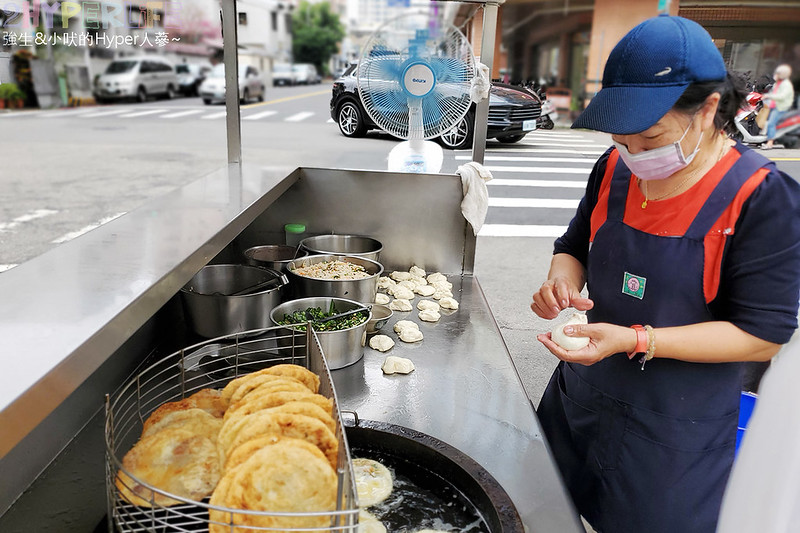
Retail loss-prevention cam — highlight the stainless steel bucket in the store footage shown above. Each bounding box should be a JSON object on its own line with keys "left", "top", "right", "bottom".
{"left": 299, "top": 235, "right": 383, "bottom": 262}
{"left": 270, "top": 297, "right": 370, "bottom": 369}
{"left": 180, "top": 264, "right": 287, "bottom": 338}
{"left": 287, "top": 255, "right": 383, "bottom": 304}
{"left": 243, "top": 244, "right": 309, "bottom": 272}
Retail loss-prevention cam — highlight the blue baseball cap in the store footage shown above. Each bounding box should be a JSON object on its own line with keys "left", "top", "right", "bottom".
{"left": 572, "top": 15, "right": 726, "bottom": 134}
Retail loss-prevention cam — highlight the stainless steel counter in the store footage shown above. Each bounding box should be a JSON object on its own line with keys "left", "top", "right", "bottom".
{"left": 333, "top": 276, "right": 582, "bottom": 532}
{"left": 0, "top": 163, "right": 581, "bottom": 532}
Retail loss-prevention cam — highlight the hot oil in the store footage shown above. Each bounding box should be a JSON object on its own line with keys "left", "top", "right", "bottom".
{"left": 352, "top": 449, "right": 490, "bottom": 533}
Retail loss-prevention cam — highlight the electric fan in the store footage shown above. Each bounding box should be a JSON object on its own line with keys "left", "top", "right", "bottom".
{"left": 357, "top": 10, "right": 475, "bottom": 173}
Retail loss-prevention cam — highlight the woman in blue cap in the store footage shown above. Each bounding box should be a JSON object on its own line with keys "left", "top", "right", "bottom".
{"left": 531, "top": 15, "right": 800, "bottom": 533}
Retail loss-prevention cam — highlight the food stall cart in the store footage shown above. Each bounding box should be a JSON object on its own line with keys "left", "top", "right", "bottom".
{"left": 0, "top": 1, "right": 584, "bottom": 531}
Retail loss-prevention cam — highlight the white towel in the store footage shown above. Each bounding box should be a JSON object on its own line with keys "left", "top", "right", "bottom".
{"left": 470, "top": 63, "right": 491, "bottom": 104}
{"left": 457, "top": 161, "right": 493, "bottom": 235}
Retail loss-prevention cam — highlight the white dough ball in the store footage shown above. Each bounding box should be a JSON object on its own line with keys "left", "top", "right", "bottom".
{"left": 439, "top": 297, "right": 459, "bottom": 310}
{"left": 381, "top": 355, "right": 415, "bottom": 375}
{"left": 414, "top": 285, "right": 436, "bottom": 297}
{"left": 393, "top": 320, "right": 419, "bottom": 333}
{"left": 392, "top": 286, "right": 415, "bottom": 300}
{"left": 551, "top": 313, "right": 591, "bottom": 351}
{"left": 374, "top": 293, "right": 390, "bottom": 305}
{"left": 377, "top": 276, "right": 396, "bottom": 290}
{"left": 399, "top": 328, "right": 424, "bottom": 343}
{"left": 390, "top": 271, "right": 412, "bottom": 282}
{"left": 418, "top": 309, "right": 441, "bottom": 323}
{"left": 369, "top": 334, "right": 395, "bottom": 352}
{"left": 417, "top": 300, "right": 440, "bottom": 312}
{"left": 409, "top": 265, "right": 426, "bottom": 278}
{"left": 426, "top": 272, "right": 447, "bottom": 284}
{"left": 389, "top": 298, "right": 413, "bottom": 312}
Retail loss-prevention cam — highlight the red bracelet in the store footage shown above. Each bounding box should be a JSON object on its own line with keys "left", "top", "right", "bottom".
{"left": 627, "top": 324, "right": 648, "bottom": 359}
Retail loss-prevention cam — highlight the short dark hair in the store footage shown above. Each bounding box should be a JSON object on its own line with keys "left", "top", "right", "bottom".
{"left": 673, "top": 72, "right": 748, "bottom": 135}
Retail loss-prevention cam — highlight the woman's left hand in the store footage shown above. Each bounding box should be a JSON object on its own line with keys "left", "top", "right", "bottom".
{"left": 537, "top": 322, "right": 636, "bottom": 366}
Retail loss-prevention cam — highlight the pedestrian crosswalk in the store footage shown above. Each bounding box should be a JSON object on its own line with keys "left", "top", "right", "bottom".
{"left": 474, "top": 131, "right": 610, "bottom": 238}
{"left": 2, "top": 106, "right": 325, "bottom": 123}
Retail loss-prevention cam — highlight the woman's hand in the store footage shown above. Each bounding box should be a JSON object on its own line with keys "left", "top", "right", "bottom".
{"left": 531, "top": 276, "right": 594, "bottom": 319}
{"left": 537, "top": 322, "right": 636, "bottom": 366}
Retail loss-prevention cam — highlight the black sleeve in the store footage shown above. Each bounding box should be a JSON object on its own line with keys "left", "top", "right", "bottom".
{"left": 553, "top": 147, "right": 615, "bottom": 266}
{"left": 713, "top": 168, "right": 800, "bottom": 344}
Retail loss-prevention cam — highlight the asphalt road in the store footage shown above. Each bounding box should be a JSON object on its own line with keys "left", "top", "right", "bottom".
{"left": 2, "top": 84, "right": 799, "bottom": 408}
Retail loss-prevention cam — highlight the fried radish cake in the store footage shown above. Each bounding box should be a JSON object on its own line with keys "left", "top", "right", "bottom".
{"left": 208, "top": 437, "right": 336, "bottom": 532}
{"left": 223, "top": 412, "right": 338, "bottom": 469}
{"left": 116, "top": 427, "right": 220, "bottom": 507}
{"left": 141, "top": 408, "right": 222, "bottom": 442}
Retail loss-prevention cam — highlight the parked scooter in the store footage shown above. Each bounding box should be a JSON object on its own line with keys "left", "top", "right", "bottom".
{"left": 732, "top": 82, "right": 800, "bottom": 148}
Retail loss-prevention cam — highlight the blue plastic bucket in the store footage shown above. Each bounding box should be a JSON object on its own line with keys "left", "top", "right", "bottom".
{"left": 735, "top": 391, "right": 758, "bottom": 454}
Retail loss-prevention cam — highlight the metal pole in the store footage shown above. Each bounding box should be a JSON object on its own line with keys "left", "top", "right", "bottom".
{"left": 471, "top": 1, "right": 499, "bottom": 164}
{"left": 221, "top": 0, "right": 242, "bottom": 166}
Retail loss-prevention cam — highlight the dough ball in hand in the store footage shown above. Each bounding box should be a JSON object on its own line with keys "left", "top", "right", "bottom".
{"left": 551, "top": 313, "right": 590, "bottom": 351}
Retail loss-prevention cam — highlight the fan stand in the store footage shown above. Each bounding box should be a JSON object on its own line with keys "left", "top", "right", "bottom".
{"left": 440, "top": 0, "right": 503, "bottom": 165}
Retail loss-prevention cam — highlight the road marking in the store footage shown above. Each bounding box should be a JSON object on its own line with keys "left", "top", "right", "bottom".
{"left": 327, "top": 118, "right": 334, "bottom": 123}
{"left": 243, "top": 89, "right": 329, "bottom": 108}
{"left": 484, "top": 165, "right": 593, "bottom": 174}
{"left": 160, "top": 109, "right": 204, "bottom": 119}
{"left": 119, "top": 109, "right": 167, "bottom": 118}
{"left": 488, "top": 197, "right": 580, "bottom": 208}
{"left": 514, "top": 135, "right": 599, "bottom": 146}
{"left": 40, "top": 109, "right": 98, "bottom": 119}
{"left": 488, "top": 178, "right": 587, "bottom": 188}
{"left": 0, "top": 209, "right": 58, "bottom": 232}
{"left": 0, "top": 111, "right": 41, "bottom": 118}
{"left": 0, "top": 264, "right": 17, "bottom": 272}
{"left": 201, "top": 111, "right": 227, "bottom": 119}
{"left": 51, "top": 212, "right": 126, "bottom": 244}
{"left": 243, "top": 110, "right": 277, "bottom": 120}
{"left": 517, "top": 141, "right": 607, "bottom": 148}
{"left": 478, "top": 224, "right": 568, "bottom": 237}
{"left": 455, "top": 148, "right": 606, "bottom": 155}
{"left": 285, "top": 111, "right": 314, "bottom": 122}
{"left": 80, "top": 109, "right": 130, "bottom": 118}
{"left": 456, "top": 155, "right": 596, "bottom": 164}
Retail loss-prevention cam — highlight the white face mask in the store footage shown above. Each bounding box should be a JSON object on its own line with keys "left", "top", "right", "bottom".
{"left": 613, "top": 118, "right": 703, "bottom": 181}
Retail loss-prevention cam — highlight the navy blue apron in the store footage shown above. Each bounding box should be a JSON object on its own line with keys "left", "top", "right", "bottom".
{"left": 537, "top": 144, "right": 773, "bottom": 533}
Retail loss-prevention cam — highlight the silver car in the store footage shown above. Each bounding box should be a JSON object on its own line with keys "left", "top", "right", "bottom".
{"left": 93, "top": 56, "right": 178, "bottom": 103}
{"left": 199, "top": 64, "right": 266, "bottom": 104}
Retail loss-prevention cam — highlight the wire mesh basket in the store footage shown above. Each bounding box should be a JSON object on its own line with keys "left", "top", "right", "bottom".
{"left": 104, "top": 326, "right": 359, "bottom": 532}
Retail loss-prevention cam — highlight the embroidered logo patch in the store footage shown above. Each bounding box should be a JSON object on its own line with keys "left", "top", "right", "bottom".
{"left": 622, "top": 272, "right": 646, "bottom": 300}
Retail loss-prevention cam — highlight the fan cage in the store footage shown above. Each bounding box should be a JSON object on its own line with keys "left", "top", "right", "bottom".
{"left": 357, "top": 13, "right": 475, "bottom": 140}
{"left": 104, "top": 326, "right": 359, "bottom": 532}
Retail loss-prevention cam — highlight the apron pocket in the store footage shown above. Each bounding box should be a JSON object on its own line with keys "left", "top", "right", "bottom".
{"left": 598, "top": 405, "right": 737, "bottom": 533}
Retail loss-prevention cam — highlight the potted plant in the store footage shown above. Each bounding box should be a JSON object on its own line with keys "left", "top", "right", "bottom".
{"left": 0, "top": 83, "right": 26, "bottom": 109}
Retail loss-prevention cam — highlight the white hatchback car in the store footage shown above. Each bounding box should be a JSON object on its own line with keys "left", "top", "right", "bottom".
{"left": 199, "top": 64, "right": 266, "bottom": 105}
{"left": 94, "top": 56, "right": 178, "bottom": 103}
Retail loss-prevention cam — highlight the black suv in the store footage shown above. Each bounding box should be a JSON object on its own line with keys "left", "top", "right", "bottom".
{"left": 330, "top": 63, "right": 553, "bottom": 149}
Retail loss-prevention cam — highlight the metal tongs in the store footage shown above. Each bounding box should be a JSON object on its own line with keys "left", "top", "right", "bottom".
{"left": 229, "top": 273, "right": 289, "bottom": 296}
{"left": 310, "top": 304, "right": 371, "bottom": 324}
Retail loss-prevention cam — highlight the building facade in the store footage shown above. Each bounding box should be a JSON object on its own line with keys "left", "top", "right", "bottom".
{"left": 453, "top": 0, "right": 800, "bottom": 115}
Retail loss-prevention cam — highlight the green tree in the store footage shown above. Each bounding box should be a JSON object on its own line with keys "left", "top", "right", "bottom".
{"left": 291, "top": 1, "right": 345, "bottom": 76}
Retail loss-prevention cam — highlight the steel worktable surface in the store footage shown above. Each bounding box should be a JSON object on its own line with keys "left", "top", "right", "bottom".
{"left": 332, "top": 276, "right": 583, "bottom": 533}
